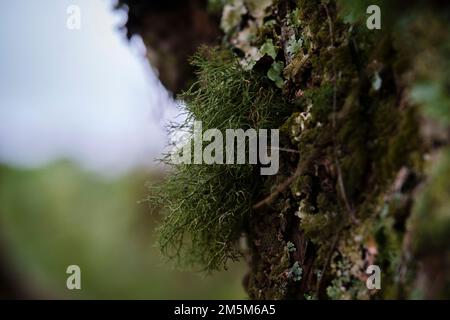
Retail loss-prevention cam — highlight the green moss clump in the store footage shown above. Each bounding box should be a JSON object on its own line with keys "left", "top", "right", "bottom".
{"left": 150, "top": 47, "right": 291, "bottom": 271}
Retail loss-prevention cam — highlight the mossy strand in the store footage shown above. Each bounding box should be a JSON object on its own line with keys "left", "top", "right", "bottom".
{"left": 150, "top": 47, "right": 292, "bottom": 271}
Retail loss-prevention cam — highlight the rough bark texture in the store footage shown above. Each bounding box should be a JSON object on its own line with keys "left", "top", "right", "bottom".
{"left": 116, "top": 0, "right": 221, "bottom": 94}
{"left": 119, "top": 0, "right": 450, "bottom": 299}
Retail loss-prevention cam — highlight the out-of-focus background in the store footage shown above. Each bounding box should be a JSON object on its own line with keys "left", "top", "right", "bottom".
{"left": 0, "top": 0, "right": 245, "bottom": 299}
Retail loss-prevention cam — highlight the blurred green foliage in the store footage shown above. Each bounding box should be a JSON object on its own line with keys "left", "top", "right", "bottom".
{"left": 0, "top": 161, "right": 245, "bottom": 299}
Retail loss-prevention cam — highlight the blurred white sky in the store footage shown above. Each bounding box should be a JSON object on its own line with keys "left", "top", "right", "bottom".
{"left": 0, "top": 0, "right": 179, "bottom": 176}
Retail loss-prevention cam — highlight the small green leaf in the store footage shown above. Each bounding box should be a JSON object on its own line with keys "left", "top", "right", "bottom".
{"left": 267, "top": 61, "right": 284, "bottom": 88}
{"left": 260, "top": 39, "right": 278, "bottom": 60}
{"left": 290, "top": 8, "right": 301, "bottom": 27}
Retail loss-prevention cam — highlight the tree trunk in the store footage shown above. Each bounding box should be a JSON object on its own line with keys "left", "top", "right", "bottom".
{"left": 119, "top": 0, "right": 450, "bottom": 299}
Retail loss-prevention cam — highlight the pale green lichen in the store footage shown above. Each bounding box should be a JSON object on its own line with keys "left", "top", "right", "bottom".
{"left": 221, "top": 0, "right": 247, "bottom": 33}
{"left": 286, "top": 35, "right": 304, "bottom": 58}
{"left": 286, "top": 241, "right": 296, "bottom": 252}
{"left": 244, "top": 0, "right": 273, "bottom": 24}
{"left": 288, "top": 261, "right": 303, "bottom": 282}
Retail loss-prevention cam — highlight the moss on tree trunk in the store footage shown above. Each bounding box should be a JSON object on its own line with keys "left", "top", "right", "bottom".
{"left": 119, "top": 0, "right": 450, "bottom": 299}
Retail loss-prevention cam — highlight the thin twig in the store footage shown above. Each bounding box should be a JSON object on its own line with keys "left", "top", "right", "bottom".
{"left": 271, "top": 147, "right": 301, "bottom": 154}
{"left": 253, "top": 162, "right": 303, "bottom": 209}
{"left": 315, "top": 225, "right": 343, "bottom": 297}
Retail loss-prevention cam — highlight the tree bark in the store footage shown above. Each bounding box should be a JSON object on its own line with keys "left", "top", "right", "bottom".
{"left": 119, "top": 0, "right": 450, "bottom": 299}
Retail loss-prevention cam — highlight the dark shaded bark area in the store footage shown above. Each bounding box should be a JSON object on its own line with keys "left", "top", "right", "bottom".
{"left": 116, "top": 0, "right": 221, "bottom": 94}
